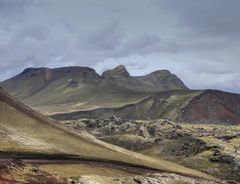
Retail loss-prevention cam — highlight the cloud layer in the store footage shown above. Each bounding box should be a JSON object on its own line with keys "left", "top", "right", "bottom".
{"left": 0, "top": 0, "right": 239, "bottom": 93}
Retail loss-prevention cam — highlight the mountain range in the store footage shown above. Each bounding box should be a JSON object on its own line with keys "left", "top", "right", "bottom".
{"left": 0, "top": 65, "right": 239, "bottom": 182}
{"left": 1, "top": 65, "right": 240, "bottom": 124}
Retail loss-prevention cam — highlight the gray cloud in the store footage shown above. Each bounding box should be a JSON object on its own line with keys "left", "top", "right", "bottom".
{"left": 77, "top": 23, "right": 180, "bottom": 60}
{"left": 77, "top": 22, "right": 124, "bottom": 51}
{"left": 0, "top": 0, "right": 46, "bottom": 20}
{"left": 0, "top": 0, "right": 240, "bottom": 93}
{"left": 15, "top": 24, "right": 50, "bottom": 41}
{"left": 154, "top": 0, "right": 240, "bottom": 37}
{"left": 0, "top": 0, "right": 31, "bottom": 19}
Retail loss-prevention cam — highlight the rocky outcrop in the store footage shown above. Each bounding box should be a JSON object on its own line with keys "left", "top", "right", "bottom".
{"left": 62, "top": 117, "right": 207, "bottom": 155}
{"left": 61, "top": 117, "right": 240, "bottom": 181}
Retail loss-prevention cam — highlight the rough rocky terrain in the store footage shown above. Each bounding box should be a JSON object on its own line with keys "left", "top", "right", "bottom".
{"left": 61, "top": 116, "right": 240, "bottom": 181}
{"left": 0, "top": 160, "right": 67, "bottom": 184}
{"left": 0, "top": 161, "right": 227, "bottom": 184}
{"left": 75, "top": 173, "right": 227, "bottom": 184}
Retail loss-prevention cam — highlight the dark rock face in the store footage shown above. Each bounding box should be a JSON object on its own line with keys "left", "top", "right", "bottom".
{"left": 210, "top": 155, "right": 235, "bottom": 164}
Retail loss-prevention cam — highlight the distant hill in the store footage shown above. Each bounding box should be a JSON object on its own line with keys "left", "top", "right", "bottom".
{"left": 52, "top": 89, "right": 240, "bottom": 124}
{"left": 1, "top": 65, "right": 240, "bottom": 124}
{"left": 0, "top": 65, "right": 187, "bottom": 114}
{"left": 0, "top": 87, "right": 214, "bottom": 180}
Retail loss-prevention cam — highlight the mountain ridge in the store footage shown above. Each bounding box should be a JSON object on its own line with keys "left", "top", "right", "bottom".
{"left": 0, "top": 65, "right": 188, "bottom": 113}
{"left": 1, "top": 65, "right": 240, "bottom": 124}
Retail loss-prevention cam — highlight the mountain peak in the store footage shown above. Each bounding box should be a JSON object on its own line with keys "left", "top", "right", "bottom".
{"left": 115, "top": 65, "right": 127, "bottom": 71}
{"left": 149, "top": 69, "right": 172, "bottom": 78}
{"left": 141, "top": 69, "right": 188, "bottom": 90}
{"left": 102, "top": 65, "right": 130, "bottom": 79}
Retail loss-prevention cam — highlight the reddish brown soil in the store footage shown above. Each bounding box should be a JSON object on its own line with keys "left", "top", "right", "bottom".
{"left": 178, "top": 90, "right": 240, "bottom": 124}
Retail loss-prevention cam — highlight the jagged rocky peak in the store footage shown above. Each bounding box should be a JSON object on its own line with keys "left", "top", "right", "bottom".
{"left": 149, "top": 69, "right": 172, "bottom": 78}
{"left": 102, "top": 65, "right": 130, "bottom": 79}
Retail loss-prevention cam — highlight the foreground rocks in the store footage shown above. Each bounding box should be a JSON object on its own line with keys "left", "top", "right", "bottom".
{"left": 77, "top": 173, "right": 229, "bottom": 184}
{"left": 0, "top": 160, "right": 67, "bottom": 184}
{"left": 0, "top": 160, "right": 234, "bottom": 184}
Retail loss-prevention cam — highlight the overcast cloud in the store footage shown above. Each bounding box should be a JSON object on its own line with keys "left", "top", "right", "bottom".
{"left": 0, "top": 0, "right": 240, "bottom": 93}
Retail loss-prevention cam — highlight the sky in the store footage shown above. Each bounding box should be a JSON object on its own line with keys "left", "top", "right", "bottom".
{"left": 0, "top": 0, "right": 240, "bottom": 93}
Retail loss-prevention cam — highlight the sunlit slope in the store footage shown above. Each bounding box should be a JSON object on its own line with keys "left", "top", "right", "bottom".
{"left": 51, "top": 90, "right": 202, "bottom": 120}
{"left": 22, "top": 80, "right": 147, "bottom": 115}
{"left": 0, "top": 87, "right": 215, "bottom": 180}
{"left": 52, "top": 89, "right": 240, "bottom": 124}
